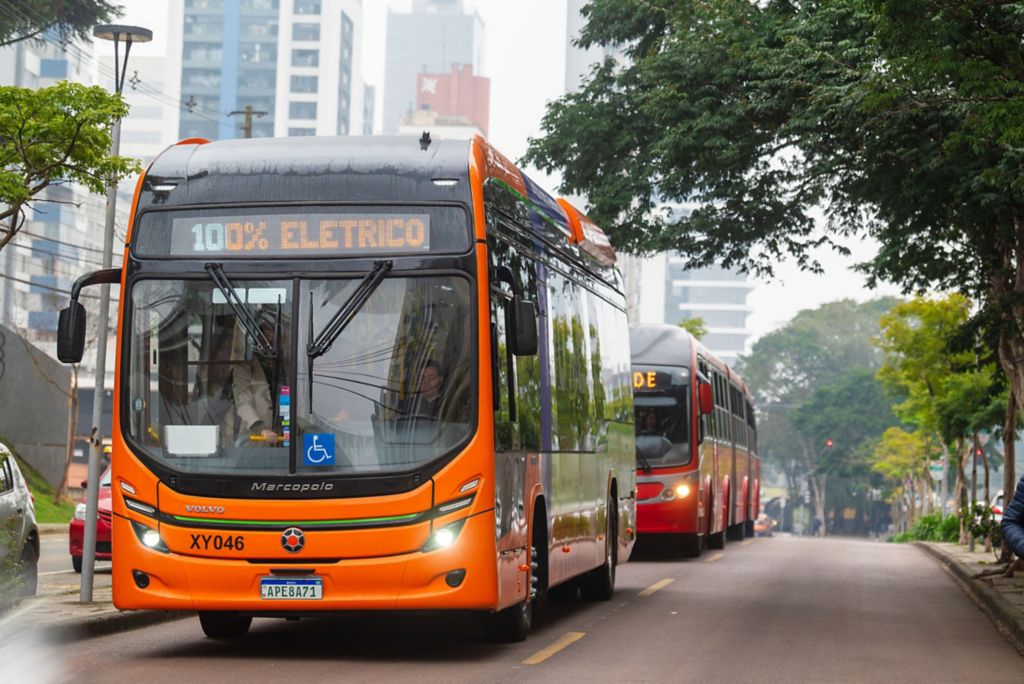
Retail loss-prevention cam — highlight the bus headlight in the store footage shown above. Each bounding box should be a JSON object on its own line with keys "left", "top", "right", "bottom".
{"left": 422, "top": 518, "right": 468, "bottom": 552}
{"left": 73, "top": 503, "right": 87, "bottom": 521}
{"left": 675, "top": 484, "right": 691, "bottom": 499}
{"left": 130, "top": 519, "right": 169, "bottom": 553}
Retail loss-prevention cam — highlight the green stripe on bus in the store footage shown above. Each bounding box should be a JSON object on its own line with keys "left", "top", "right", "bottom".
{"left": 171, "top": 512, "right": 421, "bottom": 527}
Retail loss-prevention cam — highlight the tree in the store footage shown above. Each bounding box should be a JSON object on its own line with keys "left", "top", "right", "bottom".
{"left": 736, "top": 298, "right": 900, "bottom": 535}
{"left": 524, "top": 1, "right": 1024, "bottom": 434}
{"left": 677, "top": 316, "right": 706, "bottom": 340}
{"left": 0, "top": 81, "right": 139, "bottom": 253}
{"left": 875, "top": 295, "right": 1006, "bottom": 540}
{"left": 871, "top": 427, "right": 931, "bottom": 533}
{"left": 0, "top": 1, "right": 120, "bottom": 48}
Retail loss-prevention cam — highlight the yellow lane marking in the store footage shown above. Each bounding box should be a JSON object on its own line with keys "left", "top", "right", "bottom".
{"left": 705, "top": 553, "right": 725, "bottom": 563}
{"left": 522, "top": 631, "right": 586, "bottom": 665}
{"left": 638, "top": 578, "right": 674, "bottom": 597}
{"left": 741, "top": 540, "right": 752, "bottom": 546}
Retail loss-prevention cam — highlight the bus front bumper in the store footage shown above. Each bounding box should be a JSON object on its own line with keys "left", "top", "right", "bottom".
{"left": 111, "top": 511, "right": 500, "bottom": 613}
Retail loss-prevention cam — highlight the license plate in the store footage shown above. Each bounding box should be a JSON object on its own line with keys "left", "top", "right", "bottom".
{"left": 260, "top": 577, "right": 323, "bottom": 600}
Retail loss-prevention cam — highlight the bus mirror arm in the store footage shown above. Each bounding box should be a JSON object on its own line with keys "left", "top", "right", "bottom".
{"left": 698, "top": 381, "right": 714, "bottom": 416}
{"left": 57, "top": 268, "right": 121, "bottom": 364}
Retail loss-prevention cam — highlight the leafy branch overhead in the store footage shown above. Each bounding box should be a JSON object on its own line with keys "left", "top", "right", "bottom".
{"left": 0, "top": 81, "right": 141, "bottom": 253}
{"left": 0, "top": 0, "right": 120, "bottom": 48}
{"left": 526, "top": 0, "right": 1024, "bottom": 444}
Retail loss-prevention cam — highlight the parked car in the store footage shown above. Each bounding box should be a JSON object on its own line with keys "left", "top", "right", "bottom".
{"left": 753, "top": 513, "right": 775, "bottom": 537}
{"left": 69, "top": 467, "right": 112, "bottom": 573}
{"left": 0, "top": 442, "right": 39, "bottom": 597}
{"left": 992, "top": 490, "right": 1005, "bottom": 523}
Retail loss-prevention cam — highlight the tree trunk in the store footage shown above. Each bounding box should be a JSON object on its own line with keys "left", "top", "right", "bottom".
{"left": 811, "top": 473, "right": 827, "bottom": 537}
{"left": 1001, "top": 390, "right": 1017, "bottom": 563}
{"left": 955, "top": 438, "right": 968, "bottom": 544}
{"left": 980, "top": 438, "right": 992, "bottom": 553}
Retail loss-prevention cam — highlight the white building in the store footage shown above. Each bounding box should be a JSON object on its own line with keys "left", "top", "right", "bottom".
{"left": 179, "top": 0, "right": 369, "bottom": 140}
{"left": 382, "top": 0, "right": 484, "bottom": 135}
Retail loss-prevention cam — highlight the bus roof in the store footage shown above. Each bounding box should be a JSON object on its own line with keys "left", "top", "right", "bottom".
{"left": 138, "top": 136, "right": 474, "bottom": 214}
{"left": 630, "top": 323, "right": 694, "bottom": 368}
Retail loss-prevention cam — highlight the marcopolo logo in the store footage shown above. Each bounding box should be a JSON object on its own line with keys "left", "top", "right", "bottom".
{"left": 251, "top": 481, "right": 335, "bottom": 493}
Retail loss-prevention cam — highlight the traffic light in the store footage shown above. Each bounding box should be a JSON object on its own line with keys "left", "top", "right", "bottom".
{"left": 825, "top": 438, "right": 834, "bottom": 448}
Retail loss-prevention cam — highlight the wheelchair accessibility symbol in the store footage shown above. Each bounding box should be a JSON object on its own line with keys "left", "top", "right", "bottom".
{"left": 303, "top": 433, "right": 335, "bottom": 466}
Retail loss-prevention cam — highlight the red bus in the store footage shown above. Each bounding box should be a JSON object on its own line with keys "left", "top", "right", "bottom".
{"left": 57, "top": 135, "right": 636, "bottom": 641}
{"left": 630, "top": 324, "right": 759, "bottom": 557}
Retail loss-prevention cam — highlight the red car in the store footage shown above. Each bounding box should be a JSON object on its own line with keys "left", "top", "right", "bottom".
{"left": 69, "top": 468, "right": 112, "bottom": 572}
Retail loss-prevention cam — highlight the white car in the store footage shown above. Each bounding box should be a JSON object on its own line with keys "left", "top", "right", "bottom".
{"left": 0, "top": 442, "right": 39, "bottom": 598}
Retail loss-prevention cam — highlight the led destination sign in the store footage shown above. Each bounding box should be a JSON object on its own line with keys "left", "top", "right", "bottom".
{"left": 168, "top": 213, "right": 431, "bottom": 257}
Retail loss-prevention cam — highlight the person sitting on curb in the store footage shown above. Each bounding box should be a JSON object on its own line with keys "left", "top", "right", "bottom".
{"left": 1002, "top": 474, "right": 1024, "bottom": 558}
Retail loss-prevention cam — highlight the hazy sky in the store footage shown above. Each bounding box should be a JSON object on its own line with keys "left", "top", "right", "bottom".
{"left": 365, "top": 1, "right": 901, "bottom": 343}
{"left": 118, "top": 0, "right": 900, "bottom": 344}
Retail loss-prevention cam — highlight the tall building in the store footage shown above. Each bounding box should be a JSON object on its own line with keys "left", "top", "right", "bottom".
{"left": 382, "top": 0, "right": 484, "bottom": 135}
{"left": 179, "top": 0, "right": 368, "bottom": 140}
{"left": 399, "top": 63, "right": 489, "bottom": 139}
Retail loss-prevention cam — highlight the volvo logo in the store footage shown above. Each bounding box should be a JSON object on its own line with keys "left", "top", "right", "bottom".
{"left": 281, "top": 527, "right": 305, "bottom": 553}
{"left": 185, "top": 505, "right": 225, "bottom": 514}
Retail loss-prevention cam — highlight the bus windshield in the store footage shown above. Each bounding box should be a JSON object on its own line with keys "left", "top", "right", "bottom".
{"left": 633, "top": 365, "right": 691, "bottom": 468}
{"left": 126, "top": 275, "right": 474, "bottom": 477}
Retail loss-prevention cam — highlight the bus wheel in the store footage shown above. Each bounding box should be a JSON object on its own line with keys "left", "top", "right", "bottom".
{"left": 679, "top": 533, "right": 702, "bottom": 559}
{"left": 199, "top": 612, "right": 252, "bottom": 639}
{"left": 726, "top": 523, "right": 745, "bottom": 541}
{"left": 487, "top": 514, "right": 544, "bottom": 642}
{"left": 580, "top": 495, "right": 617, "bottom": 601}
{"left": 744, "top": 514, "right": 755, "bottom": 538}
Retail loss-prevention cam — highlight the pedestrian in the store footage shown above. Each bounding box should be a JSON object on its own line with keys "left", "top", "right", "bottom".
{"left": 1001, "top": 474, "right": 1024, "bottom": 558}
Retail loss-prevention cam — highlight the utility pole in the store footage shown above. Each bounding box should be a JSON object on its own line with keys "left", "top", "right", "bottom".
{"left": 83, "top": 23, "right": 152, "bottom": 603}
{"left": 228, "top": 105, "right": 267, "bottom": 139}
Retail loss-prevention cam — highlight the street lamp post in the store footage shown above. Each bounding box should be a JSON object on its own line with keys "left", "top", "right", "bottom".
{"left": 81, "top": 24, "right": 152, "bottom": 603}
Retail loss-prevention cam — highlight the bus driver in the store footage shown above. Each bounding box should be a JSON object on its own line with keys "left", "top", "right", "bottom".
{"left": 233, "top": 318, "right": 283, "bottom": 446}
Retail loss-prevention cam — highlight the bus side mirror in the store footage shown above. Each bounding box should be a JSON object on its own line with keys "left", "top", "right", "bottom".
{"left": 698, "top": 381, "right": 714, "bottom": 415}
{"left": 511, "top": 297, "right": 538, "bottom": 356}
{"left": 58, "top": 303, "right": 87, "bottom": 363}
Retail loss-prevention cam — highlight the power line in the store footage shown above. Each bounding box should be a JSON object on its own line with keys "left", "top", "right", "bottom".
{"left": 1, "top": 0, "right": 227, "bottom": 125}
{"left": 6, "top": 240, "right": 110, "bottom": 268}
{"left": 0, "top": 271, "right": 121, "bottom": 301}
{"left": 19, "top": 228, "right": 122, "bottom": 254}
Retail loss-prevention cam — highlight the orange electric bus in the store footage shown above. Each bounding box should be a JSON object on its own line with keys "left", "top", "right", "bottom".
{"left": 57, "top": 135, "right": 636, "bottom": 641}
{"left": 630, "top": 324, "right": 759, "bottom": 557}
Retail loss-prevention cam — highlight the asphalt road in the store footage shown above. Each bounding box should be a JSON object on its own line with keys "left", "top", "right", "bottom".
{"left": 36, "top": 533, "right": 111, "bottom": 597}
{"left": 40, "top": 536, "right": 1024, "bottom": 683}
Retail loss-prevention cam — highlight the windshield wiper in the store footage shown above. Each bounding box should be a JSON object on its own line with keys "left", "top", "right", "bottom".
{"left": 306, "top": 259, "right": 393, "bottom": 403}
{"left": 205, "top": 262, "right": 276, "bottom": 358}
{"left": 636, "top": 450, "right": 653, "bottom": 475}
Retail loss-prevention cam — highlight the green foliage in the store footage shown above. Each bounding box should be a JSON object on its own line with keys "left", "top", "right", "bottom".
{"left": 527, "top": 1, "right": 1024, "bottom": 439}
{"left": 677, "top": 317, "right": 706, "bottom": 340}
{"left": 875, "top": 294, "right": 1006, "bottom": 472}
{"left": 0, "top": 81, "right": 140, "bottom": 252}
{"left": 888, "top": 512, "right": 960, "bottom": 543}
{"left": 0, "top": 1, "right": 120, "bottom": 47}
{"left": 734, "top": 298, "right": 901, "bottom": 533}
{"left": 961, "top": 502, "right": 1003, "bottom": 547}
{"left": 0, "top": 437, "right": 74, "bottom": 524}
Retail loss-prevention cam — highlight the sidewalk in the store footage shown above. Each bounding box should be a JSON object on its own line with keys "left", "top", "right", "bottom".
{"left": 9, "top": 584, "right": 188, "bottom": 640}
{"left": 916, "top": 542, "right": 1024, "bottom": 653}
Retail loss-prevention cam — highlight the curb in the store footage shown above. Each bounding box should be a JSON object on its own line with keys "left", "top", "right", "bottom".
{"left": 915, "top": 542, "right": 1024, "bottom": 655}
{"left": 38, "top": 524, "right": 66, "bottom": 536}
{"left": 44, "top": 608, "right": 191, "bottom": 641}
